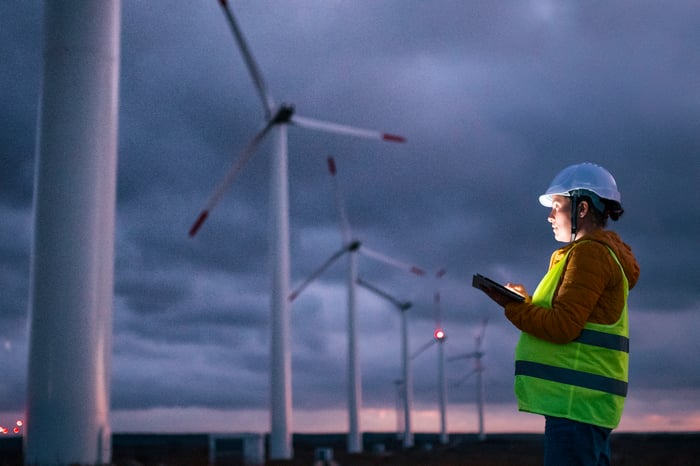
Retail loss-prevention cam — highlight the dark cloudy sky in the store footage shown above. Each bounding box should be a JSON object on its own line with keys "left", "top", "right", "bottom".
{"left": 2, "top": 1, "right": 699, "bottom": 434}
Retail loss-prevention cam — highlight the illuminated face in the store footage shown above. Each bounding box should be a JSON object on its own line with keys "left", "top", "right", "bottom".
{"left": 548, "top": 195, "right": 572, "bottom": 243}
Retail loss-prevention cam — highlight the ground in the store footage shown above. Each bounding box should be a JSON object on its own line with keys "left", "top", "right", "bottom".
{"left": 2, "top": 432, "right": 700, "bottom": 465}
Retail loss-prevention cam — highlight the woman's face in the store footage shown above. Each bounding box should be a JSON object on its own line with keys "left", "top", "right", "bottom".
{"left": 548, "top": 195, "right": 572, "bottom": 243}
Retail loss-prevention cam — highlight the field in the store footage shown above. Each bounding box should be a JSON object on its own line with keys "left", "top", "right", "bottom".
{"left": 2, "top": 432, "right": 700, "bottom": 465}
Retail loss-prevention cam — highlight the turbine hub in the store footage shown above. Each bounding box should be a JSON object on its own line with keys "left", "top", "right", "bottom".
{"left": 271, "top": 104, "right": 295, "bottom": 124}
{"left": 347, "top": 240, "right": 361, "bottom": 252}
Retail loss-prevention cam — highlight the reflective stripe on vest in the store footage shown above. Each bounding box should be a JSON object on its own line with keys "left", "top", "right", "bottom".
{"left": 575, "top": 328, "right": 629, "bottom": 353}
{"left": 515, "top": 360, "right": 628, "bottom": 397}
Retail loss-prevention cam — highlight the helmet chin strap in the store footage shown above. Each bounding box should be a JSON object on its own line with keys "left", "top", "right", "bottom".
{"left": 570, "top": 193, "right": 579, "bottom": 242}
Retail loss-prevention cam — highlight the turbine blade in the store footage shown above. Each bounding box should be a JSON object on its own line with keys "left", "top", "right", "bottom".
{"left": 189, "top": 123, "right": 272, "bottom": 237}
{"left": 189, "top": 211, "right": 209, "bottom": 237}
{"left": 359, "top": 246, "right": 426, "bottom": 276}
{"left": 218, "top": 0, "right": 275, "bottom": 117}
{"left": 289, "top": 245, "right": 350, "bottom": 302}
{"left": 448, "top": 351, "right": 478, "bottom": 361}
{"left": 448, "top": 353, "right": 464, "bottom": 362}
{"left": 291, "top": 114, "right": 405, "bottom": 143}
{"left": 452, "top": 369, "right": 478, "bottom": 387}
{"left": 327, "top": 156, "right": 352, "bottom": 243}
{"left": 356, "top": 277, "right": 410, "bottom": 311}
{"left": 411, "top": 339, "right": 436, "bottom": 360}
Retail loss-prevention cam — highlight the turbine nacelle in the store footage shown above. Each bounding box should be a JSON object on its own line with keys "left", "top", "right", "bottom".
{"left": 270, "top": 104, "right": 295, "bottom": 124}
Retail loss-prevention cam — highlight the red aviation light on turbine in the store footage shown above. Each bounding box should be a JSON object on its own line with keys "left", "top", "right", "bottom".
{"left": 434, "top": 328, "right": 446, "bottom": 341}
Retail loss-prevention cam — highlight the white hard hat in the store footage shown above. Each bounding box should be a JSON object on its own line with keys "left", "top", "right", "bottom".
{"left": 539, "top": 163, "right": 621, "bottom": 208}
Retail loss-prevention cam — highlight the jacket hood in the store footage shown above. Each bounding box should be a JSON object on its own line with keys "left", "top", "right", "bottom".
{"left": 572, "top": 229, "right": 640, "bottom": 289}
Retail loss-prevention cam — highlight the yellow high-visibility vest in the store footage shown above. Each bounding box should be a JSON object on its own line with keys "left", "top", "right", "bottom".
{"left": 514, "top": 243, "right": 629, "bottom": 429}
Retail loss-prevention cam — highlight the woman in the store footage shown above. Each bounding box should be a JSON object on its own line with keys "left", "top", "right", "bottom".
{"left": 483, "top": 163, "right": 640, "bottom": 466}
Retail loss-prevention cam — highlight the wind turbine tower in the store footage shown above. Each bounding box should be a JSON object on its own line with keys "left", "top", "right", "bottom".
{"left": 25, "top": 2, "right": 121, "bottom": 464}
{"left": 190, "top": 1, "right": 405, "bottom": 459}
{"left": 393, "top": 379, "right": 405, "bottom": 440}
{"left": 450, "top": 318, "right": 488, "bottom": 441}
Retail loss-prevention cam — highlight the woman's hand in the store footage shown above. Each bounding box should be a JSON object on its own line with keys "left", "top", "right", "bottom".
{"left": 505, "top": 283, "right": 528, "bottom": 297}
{"left": 484, "top": 283, "right": 528, "bottom": 307}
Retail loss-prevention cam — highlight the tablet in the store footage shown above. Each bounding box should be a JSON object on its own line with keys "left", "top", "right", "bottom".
{"left": 472, "top": 273, "right": 525, "bottom": 303}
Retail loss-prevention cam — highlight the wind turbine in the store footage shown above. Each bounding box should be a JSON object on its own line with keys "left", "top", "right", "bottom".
{"left": 449, "top": 318, "right": 488, "bottom": 441}
{"left": 189, "top": 1, "right": 405, "bottom": 459}
{"left": 410, "top": 269, "right": 449, "bottom": 445}
{"left": 289, "top": 157, "right": 425, "bottom": 301}
{"left": 355, "top": 277, "right": 414, "bottom": 448}
{"left": 289, "top": 156, "right": 424, "bottom": 453}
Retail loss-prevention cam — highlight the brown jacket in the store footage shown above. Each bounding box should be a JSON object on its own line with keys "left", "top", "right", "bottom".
{"left": 505, "top": 229, "right": 640, "bottom": 344}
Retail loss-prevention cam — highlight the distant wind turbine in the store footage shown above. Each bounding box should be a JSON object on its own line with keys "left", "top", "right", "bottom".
{"left": 410, "top": 269, "right": 449, "bottom": 444}
{"left": 355, "top": 277, "right": 414, "bottom": 448}
{"left": 289, "top": 156, "right": 423, "bottom": 452}
{"left": 449, "top": 318, "right": 488, "bottom": 441}
{"left": 189, "top": 1, "right": 405, "bottom": 459}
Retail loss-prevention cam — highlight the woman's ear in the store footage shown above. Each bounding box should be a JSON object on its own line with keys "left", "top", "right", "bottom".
{"left": 578, "top": 200, "right": 589, "bottom": 218}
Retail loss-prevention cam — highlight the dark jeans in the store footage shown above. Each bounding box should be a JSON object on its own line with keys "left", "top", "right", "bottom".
{"left": 544, "top": 416, "right": 612, "bottom": 466}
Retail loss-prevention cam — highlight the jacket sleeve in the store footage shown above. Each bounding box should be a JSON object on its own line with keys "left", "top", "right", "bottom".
{"left": 504, "top": 241, "right": 616, "bottom": 344}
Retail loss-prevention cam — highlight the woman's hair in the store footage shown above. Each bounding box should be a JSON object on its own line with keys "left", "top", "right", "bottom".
{"left": 605, "top": 199, "right": 624, "bottom": 221}
{"left": 578, "top": 195, "right": 624, "bottom": 227}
